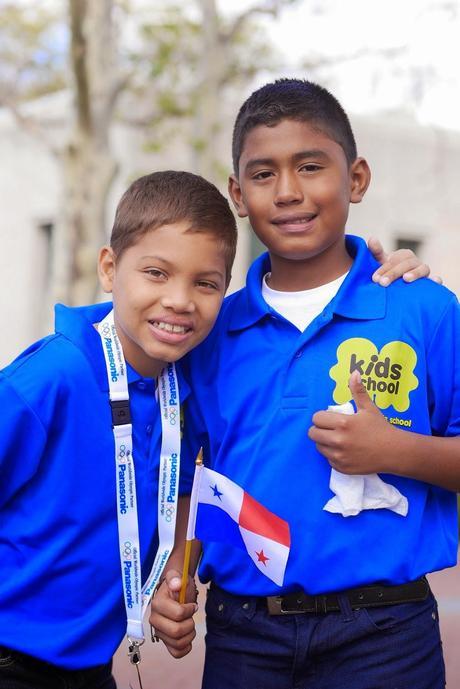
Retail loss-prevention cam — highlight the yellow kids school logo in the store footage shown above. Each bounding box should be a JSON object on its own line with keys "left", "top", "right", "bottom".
{"left": 329, "top": 338, "right": 418, "bottom": 412}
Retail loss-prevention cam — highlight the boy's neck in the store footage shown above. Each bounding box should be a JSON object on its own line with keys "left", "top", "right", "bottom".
{"left": 94, "top": 321, "right": 163, "bottom": 380}
{"left": 266, "top": 242, "right": 352, "bottom": 292}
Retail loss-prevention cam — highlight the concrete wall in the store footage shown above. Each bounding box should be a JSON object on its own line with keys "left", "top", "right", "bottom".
{"left": 0, "top": 108, "right": 59, "bottom": 365}
{"left": 348, "top": 113, "right": 460, "bottom": 290}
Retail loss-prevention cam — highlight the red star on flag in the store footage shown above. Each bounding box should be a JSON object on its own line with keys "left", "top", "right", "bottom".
{"left": 256, "top": 549, "right": 269, "bottom": 566}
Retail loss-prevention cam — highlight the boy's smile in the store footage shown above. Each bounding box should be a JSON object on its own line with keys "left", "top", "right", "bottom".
{"left": 229, "top": 119, "right": 370, "bottom": 290}
{"left": 98, "top": 221, "right": 227, "bottom": 378}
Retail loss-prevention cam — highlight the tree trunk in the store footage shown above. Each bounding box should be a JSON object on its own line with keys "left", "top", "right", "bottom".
{"left": 49, "top": 0, "right": 118, "bottom": 309}
{"left": 192, "top": 0, "right": 225, "bottom": 184}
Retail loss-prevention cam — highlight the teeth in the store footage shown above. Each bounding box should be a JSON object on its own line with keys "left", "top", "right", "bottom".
{"left": 279, "top": 216, "right": 315, "bottom": 224}
{"left": 154, "top": 321, "right": 188, "bottom": 334}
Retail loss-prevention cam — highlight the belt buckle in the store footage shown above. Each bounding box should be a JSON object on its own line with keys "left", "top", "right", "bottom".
{"left": 267, "top": 595, "right": 284, "bottom": 615}
{"left": 266, "top": 595, "right": 307, "bottom": 615}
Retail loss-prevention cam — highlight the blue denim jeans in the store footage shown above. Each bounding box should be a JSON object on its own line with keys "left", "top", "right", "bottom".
{"left": 202, "top": 584, "right": 446, "bottom": 689}
{"left": 0, "top": 647, "right": 116, "bottom": 689}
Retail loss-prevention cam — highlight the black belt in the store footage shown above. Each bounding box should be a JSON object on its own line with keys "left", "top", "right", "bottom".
{"left": 266, "top": 577, "right": 430, "bottom": 615}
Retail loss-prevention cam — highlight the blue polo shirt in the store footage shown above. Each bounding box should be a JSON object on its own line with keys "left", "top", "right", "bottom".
{"left": 0, "top": 302, "right": 192, "bottom": 669}
{"left": 184, "top": 235, "right": 460, "bottom": 596}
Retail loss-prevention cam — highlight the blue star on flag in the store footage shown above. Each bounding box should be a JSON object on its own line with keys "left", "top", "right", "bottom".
{"left": 210, "top": 483, "right": 223, "bottom": 501}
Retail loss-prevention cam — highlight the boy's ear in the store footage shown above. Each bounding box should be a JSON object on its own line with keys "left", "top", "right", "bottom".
{"left": 98, "top": 246, "right": 116, "bottom": 293}
{"left": 228, "top": 174, "right": 248, "bottom": 218}
{"left": 350, "top": 157, "right": 371, "bottom": 204}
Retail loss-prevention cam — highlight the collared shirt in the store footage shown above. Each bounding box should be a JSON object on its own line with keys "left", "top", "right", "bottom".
{"left": 0, "top": 302, "right": 192, "bottom": 668}
{"left": 184, "top": 235, "right": 460, "bottom": 596}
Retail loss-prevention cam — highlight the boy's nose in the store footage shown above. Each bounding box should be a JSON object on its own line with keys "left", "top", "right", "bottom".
{"left": 160, "top": 288, "right": 195, "bottom": 313}
{"left": 274, "top": 172, "right": 303, "bottom": 205}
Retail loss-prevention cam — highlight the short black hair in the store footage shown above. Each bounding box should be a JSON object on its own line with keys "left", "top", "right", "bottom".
{"left": 110, "top": 170, "right": 237, "bottom": 280}
{"left": 232, "top": 78, "right": 357, "bottom": 173}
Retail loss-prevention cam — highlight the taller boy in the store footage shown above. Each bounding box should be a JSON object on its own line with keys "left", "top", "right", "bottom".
{"left": 172, "top": 80, "right": 459, "bottom": 688}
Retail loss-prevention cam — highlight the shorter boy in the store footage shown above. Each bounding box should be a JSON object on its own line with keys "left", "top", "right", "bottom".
{"left": 0, "top": 171, "right": 236, "bottom": 688}
{"left": 153, "top": 80, "right": 459, "bottom": 689}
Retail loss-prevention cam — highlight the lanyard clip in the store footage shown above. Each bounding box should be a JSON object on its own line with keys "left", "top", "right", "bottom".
{"left": 111, "top": 399, "right": 131, "bottom": 426}
{"left": 128, "top": 639, "right": 144, "bottom": 665}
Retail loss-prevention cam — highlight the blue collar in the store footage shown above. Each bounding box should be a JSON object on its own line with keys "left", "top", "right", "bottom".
{"left": 228, "top": 235, "right": 386, "bottom": 332}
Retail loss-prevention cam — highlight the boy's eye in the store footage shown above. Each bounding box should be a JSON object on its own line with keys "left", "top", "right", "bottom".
{"left": 300, "top": 163, "right": 322, "bottom": 173}
{"left": 252, "top": 170, "right": 273, "bottom": 181}
{"left": 196, "top": 280, "right": 218, "bottom": 290}
{"left": 145, "top": 268, "right": 166, "bottom": 279}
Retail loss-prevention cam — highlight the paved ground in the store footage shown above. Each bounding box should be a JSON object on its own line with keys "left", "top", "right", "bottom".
{"left": 113, "top": 562, "right": 460, "bottom": 689}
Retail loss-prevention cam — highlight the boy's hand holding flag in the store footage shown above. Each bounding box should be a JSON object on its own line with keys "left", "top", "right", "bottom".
{"left": 148, "top": 569, "right": 198, "bottom": 659}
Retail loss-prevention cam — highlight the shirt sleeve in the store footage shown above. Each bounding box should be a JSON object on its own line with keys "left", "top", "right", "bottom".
{"left": 427, "top": 294, "right": 460, "bottom": 438}
{"left": 0, "top": 373, "right": 48, "bottom": 509}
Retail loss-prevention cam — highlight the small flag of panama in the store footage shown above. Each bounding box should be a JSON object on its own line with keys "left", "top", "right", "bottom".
{"left": 186, "top": 465, "right": 291, "bottom": 586}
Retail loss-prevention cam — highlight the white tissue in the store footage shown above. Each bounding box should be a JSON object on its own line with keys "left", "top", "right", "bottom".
{"left": 322, "top": 402, "right": 408, "bottom": 517}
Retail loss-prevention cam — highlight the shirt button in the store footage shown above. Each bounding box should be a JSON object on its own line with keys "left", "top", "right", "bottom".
{"left": 146, "top": 424, "right": 153, "bottom": 435}
{"left": 137, "top": 381, "right": 147, "bottom": 390}
{"left": 295, "top": 351, "right": 302, "bottom": 358}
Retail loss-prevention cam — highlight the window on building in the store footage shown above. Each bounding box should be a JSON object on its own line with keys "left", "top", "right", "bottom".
{"left": 395, "top": 237, "right": 422, "bottom": 254}
{"left": 38, "top": 221, "right": 54, "bottom": 281}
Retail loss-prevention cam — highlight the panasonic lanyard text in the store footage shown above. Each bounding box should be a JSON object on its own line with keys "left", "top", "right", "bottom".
{"left": 98, "top": 309, "right": 180, "bottom": 664}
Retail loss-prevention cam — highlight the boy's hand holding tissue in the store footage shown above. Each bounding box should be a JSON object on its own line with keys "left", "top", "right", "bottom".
{"left": 308, "top": 371, "right": 408, "bottom": 517}
{"left": 309, "top": 370, "right": 460, "bottom": 494}
{"left": 308, "top": 370, "right": 397, "bottom": 475}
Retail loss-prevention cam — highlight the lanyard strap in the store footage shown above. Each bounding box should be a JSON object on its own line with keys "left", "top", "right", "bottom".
{"left": 98, "top": 310, "right": 181, "bottom": 643}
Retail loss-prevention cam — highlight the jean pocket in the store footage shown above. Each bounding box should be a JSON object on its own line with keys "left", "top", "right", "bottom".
{"left": 359, "top": 594, "right": 438, "bottom": 635}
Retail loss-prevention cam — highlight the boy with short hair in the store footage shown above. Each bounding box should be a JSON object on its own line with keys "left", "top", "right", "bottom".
{"left": 0, "top": 170, "right": 237, "bottom": 688}
{"left": 152, "top": 80, "right": 459, "bottom": 688}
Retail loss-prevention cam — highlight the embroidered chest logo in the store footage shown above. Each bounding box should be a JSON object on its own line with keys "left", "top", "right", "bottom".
{"left": 329, "top": 338, "right": 418, "bottom": 412}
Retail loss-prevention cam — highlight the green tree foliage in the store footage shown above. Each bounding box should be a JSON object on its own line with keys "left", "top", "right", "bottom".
{"left": 0, "top": 3, "right": 66, "bottom": 102}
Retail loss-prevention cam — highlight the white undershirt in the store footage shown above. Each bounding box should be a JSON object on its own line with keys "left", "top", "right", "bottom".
{"left": 262, "top": 272, "right": 349, "bottom": 332}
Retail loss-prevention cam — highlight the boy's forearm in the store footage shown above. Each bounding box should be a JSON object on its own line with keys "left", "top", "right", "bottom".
{"left": 386, "top": 430, "right": 460, "bottom": 492}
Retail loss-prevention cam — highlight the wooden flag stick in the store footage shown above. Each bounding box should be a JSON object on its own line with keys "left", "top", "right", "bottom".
{"left": 179, "top": 539, "right": 192, "bottom": 604}
{"left": 179, "top": 448, "right": 203, "bottom": 604}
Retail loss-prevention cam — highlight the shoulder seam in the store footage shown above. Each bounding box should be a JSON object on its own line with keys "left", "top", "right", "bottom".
{"left": 3, "top": 334, "right": 62, "bottom": 377}
{"left": 0, "top": 372, "right": 48, "bottom": 439}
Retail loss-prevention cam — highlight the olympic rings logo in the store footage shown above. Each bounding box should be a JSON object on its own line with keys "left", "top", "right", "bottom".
{"left": 164, "top": 506, "right": 175, "bottom": 523}
{"left": 118, "top": 444, "right": 128, "bottom": 459}
{"left": 101, "top": 323, "right": 111, "bottom": 337}
{"left": 123, "top": 541, "right": 132, "bottom": 559}
{"left": 169, "top": 408, "right": 178, "bottom": 425}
